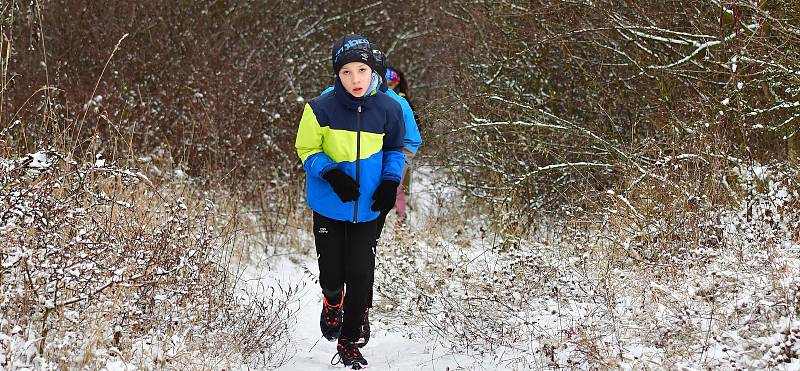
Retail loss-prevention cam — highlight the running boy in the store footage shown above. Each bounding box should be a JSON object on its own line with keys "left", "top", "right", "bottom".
{"left": 295, "top": 33, "right": 405, "bottom": 370}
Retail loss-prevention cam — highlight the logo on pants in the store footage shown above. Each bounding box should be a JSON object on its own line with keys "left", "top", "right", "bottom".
{"left": 318, "top": 227, "right": 328, "bottom": 234}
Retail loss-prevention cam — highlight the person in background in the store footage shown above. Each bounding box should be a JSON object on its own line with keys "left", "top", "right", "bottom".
{"left": 295, "top": 33, "right": 405, "bottom": 370}
{"left": 384, "top": 66, "right": 421, "bottom": 226}
{"left": 385, "top": 67, "right": 412, "bottom": 108}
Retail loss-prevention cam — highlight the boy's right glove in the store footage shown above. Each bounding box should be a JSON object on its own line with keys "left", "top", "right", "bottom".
{"left": 323, "top": 168, "right": 360, "bottom": 202}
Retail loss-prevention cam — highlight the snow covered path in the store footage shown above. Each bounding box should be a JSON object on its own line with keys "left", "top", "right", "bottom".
{"left": 235, "top": 165, "right": 497, "bottom": 370}
{"left": 241, "top": 253, "right": 489, "bottom": 371}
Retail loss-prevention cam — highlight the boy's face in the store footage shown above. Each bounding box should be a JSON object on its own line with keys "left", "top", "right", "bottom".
{"left": 338, "top": 62, "right": 372, "bottom": 97}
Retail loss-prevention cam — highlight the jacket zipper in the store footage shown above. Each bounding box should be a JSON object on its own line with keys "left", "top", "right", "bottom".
{"left": 353, "top": 105, "right": 362, "bottom": 223}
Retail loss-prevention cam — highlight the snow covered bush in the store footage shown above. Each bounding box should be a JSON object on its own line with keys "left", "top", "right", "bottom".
{"left": 2, "top": 1, "right": 437, "bottom": 236}
{"left": 1, "top": 3, "right": 308, "bottom": 368}
{"left": 0, "top": 148, "right": 294, "bottom": 369}
{"left": 424, "top": 0, "right": 799, "bottom": 227}
{"left": 394, "top": 3, "right": 800, "bottom": 367}
{"left": 375, "top": 163, "right": 800, "bottom": 369}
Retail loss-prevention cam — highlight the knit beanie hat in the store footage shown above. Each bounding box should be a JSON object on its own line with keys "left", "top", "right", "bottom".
{"left": 385, "top": 67, "right": 400, "bottom": 86}
{"left": 331, "top": 34, "right": 376, "bottom": 73}
{"left": 369, "top": 43, "right": 387, "bottom": 78}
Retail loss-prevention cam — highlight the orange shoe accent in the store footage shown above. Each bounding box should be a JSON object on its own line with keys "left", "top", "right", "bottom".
{"left": 323, "top": 293, "right": 344, "bottom": 308}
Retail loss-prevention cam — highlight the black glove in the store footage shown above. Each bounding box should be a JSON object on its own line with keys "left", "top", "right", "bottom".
{"left": 371, "top": 180, "right": 399, "bottom": 212}
{"left": 323, "top": 168, "right": 360, "bottom": 202}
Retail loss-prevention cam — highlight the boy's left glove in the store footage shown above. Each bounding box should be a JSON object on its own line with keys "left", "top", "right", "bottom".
{"left": 371, "top": 180, "right": 399, "bottom": 212}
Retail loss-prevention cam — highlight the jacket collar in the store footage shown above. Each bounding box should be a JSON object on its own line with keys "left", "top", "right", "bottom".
{"left": 378, "top": 77, "right": 388, "bottom": 93}
{"left": 333, "top": 77, "right": 367, "bottom": 110}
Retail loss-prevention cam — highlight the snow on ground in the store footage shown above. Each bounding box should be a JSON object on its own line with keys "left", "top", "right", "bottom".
{"left": 240, "top": 252, "right": 495, "bottom": 371}
{"left": 237, "top": 163, "right": 497, "bottom": 370}
{"left": 237, "top": 162, "right": 800, "bottom": 370}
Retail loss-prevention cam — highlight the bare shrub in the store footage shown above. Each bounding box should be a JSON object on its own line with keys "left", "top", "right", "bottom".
{"left": 2, "top": 0, "right": 444, "bottom": 248}
{"left": 424, "top": 0, "right": 800, "bottom": 229}
{"left": 0, "top": 145, "right": 295, "bottom": 368}
{"left": 377, "top": 165, "right": 800, "bottom": 368}
{"left": 372, "top": 4, "right": 800, "bottom": 367}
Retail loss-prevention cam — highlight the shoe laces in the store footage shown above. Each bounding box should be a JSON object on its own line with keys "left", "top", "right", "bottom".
{"left": 323, "top": 295, "right": 343, "bottom": 326}
{"left": 343, "top": 342, "right": 364, "bottom": 361}
{"left": 331, "top": 340, "right": 363, "bottom": 365}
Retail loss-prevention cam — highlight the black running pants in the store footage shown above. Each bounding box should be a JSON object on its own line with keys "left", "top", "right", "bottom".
{"left": 313, "top": 212, "right": 377, "bottom": 340}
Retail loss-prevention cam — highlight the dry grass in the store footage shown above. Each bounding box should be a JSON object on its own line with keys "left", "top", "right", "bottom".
{"left": 0, "top": 145, "right": 297, "bottom": 368}
{"left": 1, "top": 4, "right": 300, "bottom": 368}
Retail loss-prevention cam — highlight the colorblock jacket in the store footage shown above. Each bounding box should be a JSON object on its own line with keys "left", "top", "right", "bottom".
{"left": 296, "top": 78, "right": 406, "bottom": 223}
{"left": 322, "top": 84, "right": 422, "bottom": 154}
